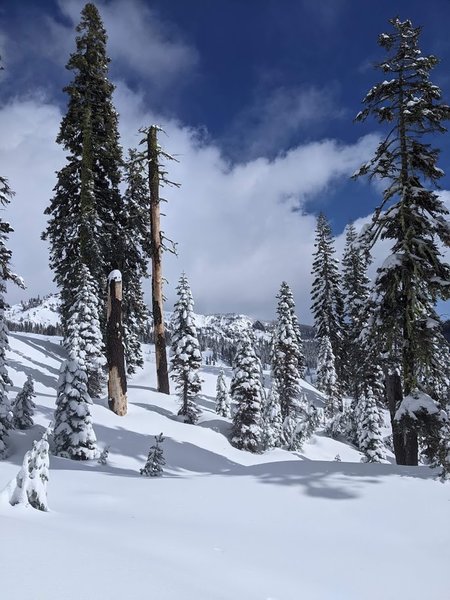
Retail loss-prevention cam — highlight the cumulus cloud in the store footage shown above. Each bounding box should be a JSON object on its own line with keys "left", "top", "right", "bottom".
{"left": 226, "top": 85, "right": 346, "bottom": 160}
{"left": 0, "top": 80, "right": 379, "bottom": 321}
{"left": 6, "top": 0, "right": 198, "bottom": 91}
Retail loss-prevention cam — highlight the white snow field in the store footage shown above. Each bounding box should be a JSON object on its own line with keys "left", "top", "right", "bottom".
{"left": 1, "top": 333, "right": 449, "bottom": 600}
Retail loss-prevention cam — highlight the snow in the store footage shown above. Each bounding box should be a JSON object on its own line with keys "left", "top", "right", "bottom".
{"left": 0, "top": 333, "right": 449, "bottom": 600}
{"left": 395, "top": 390, "right": 440, "bottom": 421}
{"left": 108, "top": 269, "right": 122, "bottom": 283}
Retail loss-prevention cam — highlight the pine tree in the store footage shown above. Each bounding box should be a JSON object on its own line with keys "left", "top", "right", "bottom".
{"left": 53, "top": 358, "right": 98, "bottom": 460}
{"left": 356, "top": 389, "right": 385, "bottom": 463}
{"left": 12, "top": 375, "right": 36, "bottom": 430}
{"left": 170, "top": 274, "right": 202, "bottom": 424}
{"left": 0, "top": 171, "right": 23, "bottom": 459}
{"left": 64, "top": 263, "right": 104, "bottom": 397}
{"left": 230, "top": 333, "right": 264, "bottom": 452}
{"left": 353, "top": 18, "right": 450, "bottom": 466}
{"left": 316, "top": 336, "right": 340, "bottom": 419}
{"left": 97, "top": 446, "right": 110, "bottom": 465}
{"left": 121, "top": 149, "right": 152, "bottom": 376}
{"left": 271, "top": 282, "right": 305, "bottom": 419}
{"left": 140, "top": 433, "right": 165, "bottom": 477}
{"left": 5, "top": 430, "right": 50, "bottom": 511}
{"left": 42, "top": 3, "right": 124, "bottom": 337}
{"left": 215, "top": 369, "right": 231, "bottom": 418}
{"left": 311, "top": 213, "right": 345, "bottom": 385}
{"left": 262, "top": 380, "right": 283, "bottom": 449}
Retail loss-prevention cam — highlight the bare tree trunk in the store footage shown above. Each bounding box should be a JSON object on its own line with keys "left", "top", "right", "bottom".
{"left": 385, "top": 372, "right": 406, "bottom": 465}
{"left": 107, "top": 271, "right": 127, "bottom": 415}
{"left": 148, "top": 126, "right": 170, "bottom": 395}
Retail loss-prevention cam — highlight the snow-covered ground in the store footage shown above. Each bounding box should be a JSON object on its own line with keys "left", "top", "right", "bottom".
{"left": 1, "top": 333, "right": 449, "bottom": 600}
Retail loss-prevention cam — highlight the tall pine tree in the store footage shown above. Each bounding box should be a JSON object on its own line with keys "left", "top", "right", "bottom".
{"left": 42, "top": 3, "right": 124, "bottom": 337}
{"left": 311, "top": 213, "right": 345, "bottom": 386}
{"left": 170, "top": 274, "right": 202, "bottom": 424}
{"left": 354, "top": 18, "right": 450, "bottom": 465}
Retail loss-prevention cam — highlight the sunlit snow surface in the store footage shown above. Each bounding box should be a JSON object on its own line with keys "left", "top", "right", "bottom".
{"left": 1, "top": 333, "right": 449, "bottom": 600}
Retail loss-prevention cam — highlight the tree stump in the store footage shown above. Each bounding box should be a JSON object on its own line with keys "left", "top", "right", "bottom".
{"left": 107, "top": 270, "right": 127, "bottom": 415}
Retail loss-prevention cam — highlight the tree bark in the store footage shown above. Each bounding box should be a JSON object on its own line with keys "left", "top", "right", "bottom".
{"left": 385, "top": 372, "right": 406, "bottom": 465}
{"left": 148, "top": 126, "right": 170, "bottom": 395}
{"left": 107, "top": 271, "right": 127, "bottom": 415}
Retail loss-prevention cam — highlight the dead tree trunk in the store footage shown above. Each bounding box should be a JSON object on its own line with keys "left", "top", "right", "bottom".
{"left": 148, "top": 126, "right": 170, "bottom": 395}
{"left": 107, "top": 270, "right": 127, "bottom": 415}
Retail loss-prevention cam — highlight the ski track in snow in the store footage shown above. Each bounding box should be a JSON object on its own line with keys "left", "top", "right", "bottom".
{"left": 0, "top": 333, "right": 449, "bottom": 600}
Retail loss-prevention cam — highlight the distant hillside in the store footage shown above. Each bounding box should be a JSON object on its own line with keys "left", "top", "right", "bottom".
{"left": 5, "top": 293, "right": 318, "bottom": 368}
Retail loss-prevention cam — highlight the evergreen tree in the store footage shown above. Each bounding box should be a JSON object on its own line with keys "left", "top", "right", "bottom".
{"left": 64, "top": 263, "right": 104, "bottom": 397}
{"left": 170, "top": 274, "right": 202, "bottom": 424}
{"left": 97, "top": 446, "right": 110, "bottom": 465}
{"left": 140, "top": 433, "right": 165, "bottom": 477}
{"left": 354, "top": 18, "right": 450, "bottom": 465}
{"left": 215, "top": 369, "right": 231, "bottom": 418}
{"left": 53, "top": 358, "right": 98, "bottom": 460}
{"left": 121, "top": 149, "right": 152, "bottom": 376}
{"left": 357, "top": 389, "right": 385, "bottom": 463}
{"left": 311, "top": 213, "right": 345, "bottom": 384}
{"left": 5, "top": 430, "right": 50, "bottom": 511}
{"left": 0, "top": 172, "right": 23, "bottom": 459}
{"left": 271, "top": 282, "right": 304, "bottom": 419}
{"left": 12, "top": 375, "right": 36, "bottom": 430}
{"left": 42, "top": 3, "right": 124, "bottom": 336}
{"left": 230, "top": 333, "right": 264, "bottom": 452}
{"left": 262, "top": 380, "right": 283, "bottom": 450}
{"left": 316, "top": 336, "right": 340, "bottom": 419}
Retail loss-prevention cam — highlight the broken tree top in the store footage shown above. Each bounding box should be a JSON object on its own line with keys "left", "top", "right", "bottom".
{"left": 108, "top": 270, "right": 122, "bottom": 283}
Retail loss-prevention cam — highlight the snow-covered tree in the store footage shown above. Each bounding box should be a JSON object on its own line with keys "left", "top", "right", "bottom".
{"left": 354, "top": 18, "right": 450, "bottom": 466}
{"left": 0, "top": 172, "right": 23, "bottom": 458}
{"left": 121, "top": 149, "right": 152, "bottom": 376}
{"left": 316, "top": 336, "right": 340, "bottom": 419}
{"left": 262, "top": 380, "right": 283, "bottom": 450}
{"left": 170, "top": 274, "right": 202, "bottom": 424}
{"left": 53, "top": 358, "right": 98, "bottom": 460}
{"left": 42, "top": 3, "right": 124, "bottom": 337}
{"left": 64, "top": 263, "right": 104, "bottom": 397}
{"left": 311, "top": 213, "right": 345, "bottom": 386}
{"left": 97, "top": 446, "right": 110, "bottom": 465}
{"left": 356, "top": 388, "right": 385, "bottom": 462}
{"left": 140, "top": 433, "right": 165, "bottom": 477}
{"left": 271, "top": 282, "right": 304, "bottom": 419}
{"left": 5, "top": 430, "right": 50, "bottom": 511}
{"left": 230, "top": 333, "right": 264, "bottom": 452}
{"left": 215, "top": 369, "right": 231, "bottom": 418}
{"left": 12, "top": 375, "right": 36, "bottom": 430}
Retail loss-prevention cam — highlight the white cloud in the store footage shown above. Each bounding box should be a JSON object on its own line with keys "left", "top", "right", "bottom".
{"left": 0, "top": 81, "right": 379, "bottom": 321}
{"left": 226, "top": 85, "right": 345, "bottom": 159}
{"left": 54, "top": 0, "right": 198, "bottom": 87}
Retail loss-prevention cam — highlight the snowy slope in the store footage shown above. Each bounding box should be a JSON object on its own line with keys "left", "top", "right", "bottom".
{"left": 0, "top": 333, "right": 449, "bottom": 600}
{"left": 6, "top": 295, "right": 61, "bottom": 328}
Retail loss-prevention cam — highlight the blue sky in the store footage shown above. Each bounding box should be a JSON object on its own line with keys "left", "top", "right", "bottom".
{"left": 0, "top": 0, "right": 449, "bottom": 320}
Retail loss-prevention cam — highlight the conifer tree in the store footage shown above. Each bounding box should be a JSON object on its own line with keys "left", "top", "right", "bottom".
{"left": 311, "top": 213, "right": 345, "bottom": 384}
{"left": 97, "top": 446, "right": 110, "bottom": 465}
{"left": 170, "top": 274, "right": 202, "bottom": 424}
{"left": 262, "top": 380, "right": 283, "bottom": 450}
{"left": 5, "top": 430, "right": 50, "bottom": 511}
{"left": 140, "top": 433, "right": 165, "bottom": 477}
{"left": 271, "top": 282, "right": 305, "bottom": 419}
{"left": 12, "top": 375, "right": 36, "bottom": 430}
{"left": 42, "top": 3, "right": 124, "bottom": 335}
{"left": 354, "top": 18, "right": 450, "bottom": 465}
{"left": 53, "top": 358, "right": 98, "bottom": 460}
{"left": 230, "top": 333, "right": 264, "bottom": 452}
{"left": 121, "top": 149, "right": 152, "bottom": 375}
{"left": 64, "top": 263, "right": 104, "bottom": 397}
{"left": 215, "top": 369, "right": 231, "bottom": 418}
{"left": 356, "top": 389, "right": 385, "bottom": 463}
{"left": 0, "top": 172, "right": 23, "bottom": 458}
{"left": 316, "top": 336, "right": 340, "bottom": 419}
